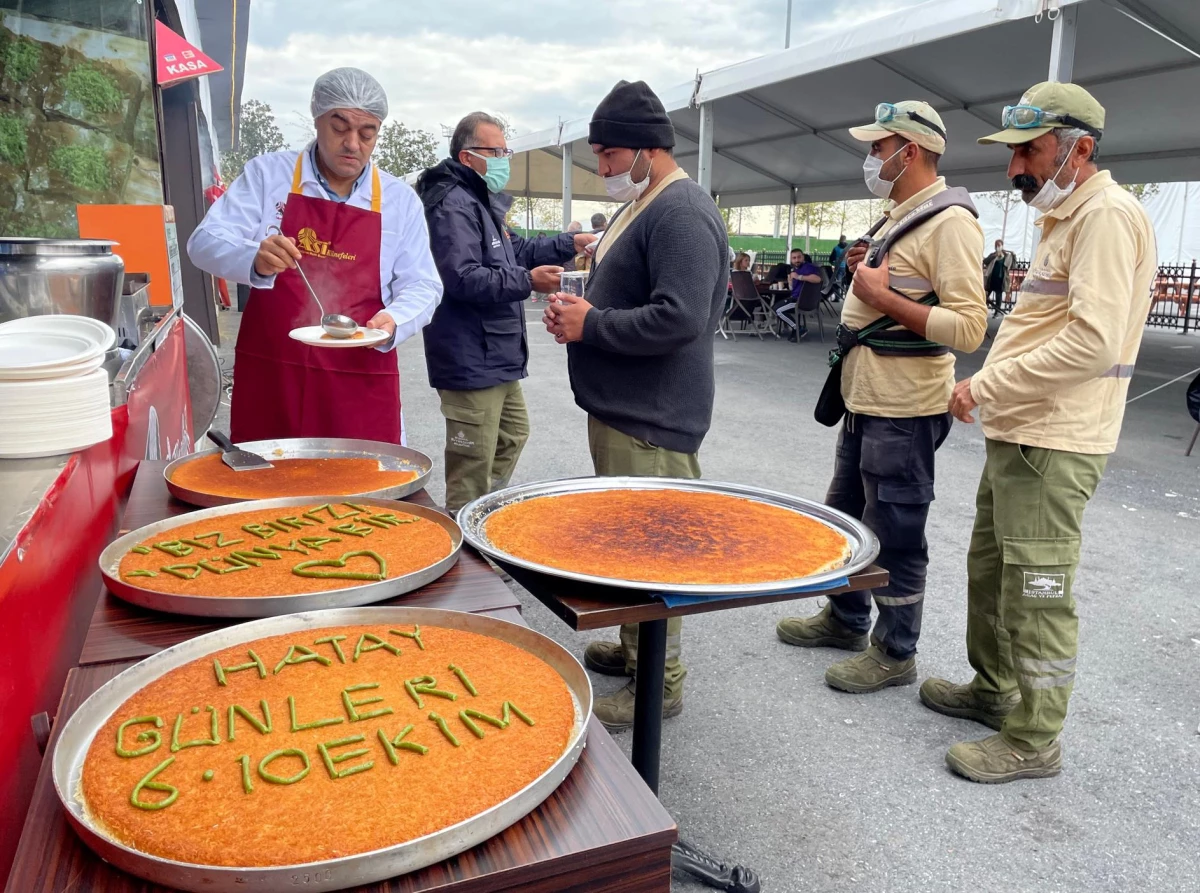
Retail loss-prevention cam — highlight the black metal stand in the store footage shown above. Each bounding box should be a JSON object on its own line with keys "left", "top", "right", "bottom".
{"left": 631, "top": 620, "right": 762, "bottom": 893}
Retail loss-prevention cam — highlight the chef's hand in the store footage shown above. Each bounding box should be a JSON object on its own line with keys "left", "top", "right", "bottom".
{"left": 949, "top": 378, "right": 978, "bottom": 424}
{"left": 543, "top": 293, "right": 590, "bottom": 344}
{"left": 254, "top": 234, "right": 301, "bottom": 276}
{"left": 846, "top": 240, "right": 869, "bottom": 275}
{"left": 530, "top": 265, "right": 564, "bottom": 294}
{"left": 365, "top": 311, "right": 396, "bottom": 339}
{"left": 574, "top": 233, "right": 599, "bottom": 255}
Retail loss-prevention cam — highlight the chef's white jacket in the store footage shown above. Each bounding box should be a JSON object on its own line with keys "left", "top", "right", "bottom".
{"left": 187, "top": 145, "right": 443, "bottom": 351}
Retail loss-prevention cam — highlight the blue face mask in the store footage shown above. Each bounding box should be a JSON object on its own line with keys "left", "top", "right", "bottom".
{"left": 467, "top": 152, "right": 511, "bottom": 194}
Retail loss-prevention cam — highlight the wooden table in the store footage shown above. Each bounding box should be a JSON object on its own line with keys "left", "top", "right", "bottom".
{"left": 498, "top": 558, "right": 889, "bottom": 892}
{"left": 7, "top": 463, "right": 676, "bottom": 892}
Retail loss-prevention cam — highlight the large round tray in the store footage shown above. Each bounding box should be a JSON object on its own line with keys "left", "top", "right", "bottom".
{"left": 52, "top": 607, "right": 592, "bottom": 893}
{"left": 460, "top": 476, "right": 880, "bottom": 596}
{"left": 163, "top": 438, "right": 433, "bottom": 508}
{"left": 100, "top": 496, "right": 461, "bottom": 617}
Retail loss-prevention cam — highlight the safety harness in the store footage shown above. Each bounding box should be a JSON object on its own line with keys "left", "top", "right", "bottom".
{"left": 815, "top": 186, "right": 979, "bottom": 427}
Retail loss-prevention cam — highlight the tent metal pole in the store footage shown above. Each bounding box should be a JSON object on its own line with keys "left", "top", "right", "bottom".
{"left": 561, "top": 141, "right": 573, "bottom": 230}
{"left": 786, "top": 187, "right": 795, "bottom": 254}
{"left": 785, "top": 0, "right": 793, "bottom": 49}
{"left": 697, "top": 102, "right": 714, "bottom": 197}
{"left": 1048, "top": 4, "right": 1078, "bottom": 83}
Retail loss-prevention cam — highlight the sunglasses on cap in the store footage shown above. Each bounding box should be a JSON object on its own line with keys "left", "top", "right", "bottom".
{"left": 874, "top": 103, "right": 946, "bottom": 140}
{"left": 1000, "top": 105, "right": 1101, "bottom": 138}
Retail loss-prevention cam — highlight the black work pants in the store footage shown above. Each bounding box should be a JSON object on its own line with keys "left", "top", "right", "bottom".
{"left": 825, "top": 411, "right": 953, "bottom": 661}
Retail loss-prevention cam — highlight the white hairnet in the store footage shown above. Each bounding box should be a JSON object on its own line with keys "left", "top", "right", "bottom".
{"left": 310, "top": 67, "right": 388, "bottom": 122}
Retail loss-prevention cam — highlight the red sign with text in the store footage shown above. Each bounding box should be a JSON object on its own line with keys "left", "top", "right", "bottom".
{"left": 155, "top": 20, "right": 223, "bottom": 87}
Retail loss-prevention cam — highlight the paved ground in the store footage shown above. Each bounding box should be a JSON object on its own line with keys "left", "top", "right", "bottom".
{"left": 212, "top": 306, "right": 1200, "bottom": 893}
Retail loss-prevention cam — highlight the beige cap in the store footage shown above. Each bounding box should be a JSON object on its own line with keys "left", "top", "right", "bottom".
{"left": 979, "top": 81, "right": 1105, "bottom": 145}
{"left": 848, "top": 101, "right": 947, "bottom": 155}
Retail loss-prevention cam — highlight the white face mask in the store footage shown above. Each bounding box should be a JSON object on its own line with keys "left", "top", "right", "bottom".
{"left": 604, "top": 150, "right": 652, "bottom": 202}
{"left": 1029, "top": 139, "right": 1080, "bottom": 212}
{"left": 863, "top": 144, "right": 909, "bottom": 200}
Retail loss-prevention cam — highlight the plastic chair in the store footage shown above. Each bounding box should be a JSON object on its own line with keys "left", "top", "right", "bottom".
{"left": 774, "top": 280, "right": 825, "bottom": 343}
{"left": 729, "top": 271, "right": 776, "bottom": 340}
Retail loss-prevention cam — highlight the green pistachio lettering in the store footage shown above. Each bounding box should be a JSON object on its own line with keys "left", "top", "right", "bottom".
{"left": 390, "top": 625, "right": 425, "bottom": 651}
{"left": 160, "top": 564, "right": 203, "bottom": 580}
{"left": 314, "top": 634, "right": 348, "bottom": 664}
{"left": 353, "top": 632, "right": 401, "bottom": 661}
{"left": 191, "top": 531, "right": 244, "bottom": 548}
{"left": 448, "top": 663, "right": 476, "bottom": 695}
{"left": 170, "top": 706, "right": 220, "bottom": 752}
{"left": 459, "top": 711, "right": 485, "bottom": 739}
{"left": 213, "top": 650, "right": 267, "bottom": 686}
{"left": 303, "top": 503, "right": 362, "bottom": 522}
{"left": 241, "top": 523, "right": 278, "bottom": 540}
{"left": 462, "top": 708, "right": 508, "bottom": 730}
{"left": 317, "top": 735, "right": 374, "bottom": 779}
{"left": 298, "top": 535, "right": 341, "bottom": 551}
{"left": 411, "top": 676, "right": 457, "bottom": 703}
{"left": 124, "top": 570, "right": 158, "bottom": 578}
{"left": 116, "top": 716, "right": 163, "bottom": 758}
{"left": 196, "top": 559, "right": 248, "bottom": 575}
{"left": 227, "top": 547, "right": 283, "bottom": 567}
{"left": 258, "top": 748, "right": 311, "bottom": 785}
{"left": 293, "top": 551, "right": 387, "bottom": 583}
{"left": 503, "top": 702, "right": 535, "bottom": 727}
{"left": 178, "top": 537, "right": 213, "bottom": 550}
{"left": 329, "top": 522, "right": 374, "bottom": 538}
{"left": 227, "top": 701, "right": 272, "bottom": 741}
{"left": 275, "top": 515, "right": 317, "bottom": 530}
{"left": 341, "top": 682, "right": 394, "bottom": 722}
{"left": 131, "top": 545, "right": 152, "bottom": 555}
{"left": 265, "top": 539, "right": 309, "bottom": 556}
{"left": 202, "top": 770, "right": 215, "bottom": 782}
{"left": 287, "top": 695, "right": 343, "bottom": 732}
{"left": 154, "top": 540, "right": 193, "bottom": 558}
{"left": 273, "top": 644, "right": 333, "bottom": 675}
{"left": 130, "top": 757, "right": 179, "bottom": 810}
{"left": 377, "top": 725, "right": 429, "bottom": 763}
{"left": 236, "top": 754, "right": 254, "bottom": 794}
{"left": 428, "top": 712, "right": 460, "bottom": 747}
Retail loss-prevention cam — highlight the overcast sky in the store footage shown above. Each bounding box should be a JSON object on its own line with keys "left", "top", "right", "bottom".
{"left": 242, "top": 0, "right": 922, "bottom": 149}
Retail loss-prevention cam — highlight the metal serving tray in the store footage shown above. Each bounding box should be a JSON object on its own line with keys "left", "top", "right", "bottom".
{"left": 53, "top": 607, "right": 592, "bottom": 893}
{"left": 163, "top": 438, "right": 433, "bottom": 508}
{"left": 99, "top": 496, "right": 460, "bottom": 618}
{"left": 459, "top": 476, "right": 880, "bottom": 596}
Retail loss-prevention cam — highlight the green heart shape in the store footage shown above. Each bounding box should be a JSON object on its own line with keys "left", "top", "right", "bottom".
{"left": 292, "top": 550, "right": 388, "bottom": 582}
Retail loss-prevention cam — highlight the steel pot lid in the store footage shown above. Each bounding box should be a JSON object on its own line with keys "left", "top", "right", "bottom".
{"left": 0, "top": 238, "right": 119, "bottom": 257}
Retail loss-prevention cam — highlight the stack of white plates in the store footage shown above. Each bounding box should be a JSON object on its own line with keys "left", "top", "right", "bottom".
{"left": 0, "top": 315, "right": 116, "bottom": 458}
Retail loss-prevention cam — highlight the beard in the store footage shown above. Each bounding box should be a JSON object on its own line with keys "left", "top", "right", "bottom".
{"left": 1012, "top": 174, "right": 1040, "bottom": 203}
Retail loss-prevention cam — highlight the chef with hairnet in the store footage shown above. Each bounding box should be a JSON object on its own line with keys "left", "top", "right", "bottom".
{"left": 188, "top": 67, "right": 442, "bottom": 444}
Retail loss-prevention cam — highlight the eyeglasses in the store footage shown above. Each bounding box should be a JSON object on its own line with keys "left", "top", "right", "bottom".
{"left": 874, "top": 103, "right": 946, "bottom": 140}
{"left": 466, "top": 146, "right": 514, "bottom": 158}
{"left": 1000, "top": 105, "right": 1101, "bottom": 138}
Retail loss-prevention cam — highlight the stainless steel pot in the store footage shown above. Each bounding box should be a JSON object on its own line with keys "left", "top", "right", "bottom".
{"left": 0, "top": 238, "right": 125, "bottom": 329}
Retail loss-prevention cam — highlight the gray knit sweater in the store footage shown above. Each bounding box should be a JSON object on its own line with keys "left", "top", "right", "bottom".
{"left": 567, "top": 177, "right": 729, "bottom": 454}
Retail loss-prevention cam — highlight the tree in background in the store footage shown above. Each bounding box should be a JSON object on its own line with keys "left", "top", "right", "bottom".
{"left": 373, "top": 121, "right": 439, "bottom": 179}
{"left": 982, "top": 190, "right": 1022, "bottom": 243}
{"left": 1122, "top": 183, "right": 1161, "bottom": 202}
{"left": 221, "top": 100, "right": 287, "bottom": 183}
{"left": 506, "top": 196, "right": 561, "bottom": 232}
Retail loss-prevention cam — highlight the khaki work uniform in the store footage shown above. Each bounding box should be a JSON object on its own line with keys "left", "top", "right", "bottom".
{"left": 439, "top": 382, "right": 529, "bottom": 514}
{"left": 828, "top": 178, "right": 987, "bottom": 661}
{"left": 966, "top": 170, "right": 1157, "bottom": 750}
{"left": 588, "top": 167, "right": 696, "bottom": 700}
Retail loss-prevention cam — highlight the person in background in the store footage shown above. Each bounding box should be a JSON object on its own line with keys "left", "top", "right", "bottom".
{"left": 564, "top": 221, "right": 584, "bottom": 271}
{"left": 417, "top": 111, "right": 597, "bottom": 516}
{"left": 733, "top": 251, "right": 753, "bottom": 273}
{"left": 932, "top": 82, "right": 1156, "bottom": 783}
{"left": 566, "top": 221, "right": 583, "bottom": 233}
{"left": 591, "top": 211, "right": 608, "bottom": 232}
{"left": 187, "top": 67, "right": 442, "bottom": 445}
{"left": 543, "top": 79, "right": 728, "bottom": 730}
{"left": 983, "top": 239, "right": 1017, "bottom": 317}
{"left": 773, "top": 247, "right": 821, "bottom": 340}
{"left": 775, "top": 100, "right": 987, "bottom": 693}
{"left": 829, "top": 234, "right": 850, "bottom": 295}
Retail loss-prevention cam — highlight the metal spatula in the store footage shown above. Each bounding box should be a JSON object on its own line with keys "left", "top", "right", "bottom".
{"left": 207, "top": 431, "right": 274, "bottom": 472}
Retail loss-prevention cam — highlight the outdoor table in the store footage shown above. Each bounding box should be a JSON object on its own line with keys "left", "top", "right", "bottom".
{"left": 497, "top": 558, "right": 890, "bottom": 893}
{"left": 6, "top": 462, "right": 677, "bottom": 893}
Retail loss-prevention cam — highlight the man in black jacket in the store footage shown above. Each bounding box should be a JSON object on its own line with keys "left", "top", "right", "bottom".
{"left": 544, "top": 80, "right": 729, "bottom": 730}
{"left": 417, "top": 112, "right": 596, "bottom": 514}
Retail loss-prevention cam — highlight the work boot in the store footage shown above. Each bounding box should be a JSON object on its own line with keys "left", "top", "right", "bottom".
{"left": 592, "top": 681, "right": 682, "bottom": 733}
{"left": 946, "top": 733, "right": 1062, "bottom": 784}
{"left": 583, "top": 641, "right": 632, "bottom": 677}
{"left": 776, "top": 603, "right": 868, "bottom": 651}
{"left": 919, "top": 677, "right": 1020, "bottom": 731}
{"left": 824, "top": 645, "right": 917, "bottom": 693}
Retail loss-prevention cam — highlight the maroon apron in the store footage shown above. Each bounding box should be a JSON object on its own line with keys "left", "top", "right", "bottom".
{"left": 230, "top": 156, "right": 401, "bottom": 444}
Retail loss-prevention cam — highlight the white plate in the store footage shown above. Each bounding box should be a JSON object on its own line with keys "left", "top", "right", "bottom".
{"left": 0, "top": 315, "right": 117, "bottom": 351}
{"left": 287, "top": 325, "right": 389, "bottom": 348}
{"left": 0, "top": 331, "right": 101, "bottom": 370}
{"left": 0, "top": 352, "right": 105, "bottom": 381}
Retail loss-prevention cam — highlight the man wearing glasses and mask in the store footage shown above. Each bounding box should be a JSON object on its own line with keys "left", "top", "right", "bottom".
{"left": 418, "top": 112, "right": 597, "bottom": 515}
{"left": 926, "top": 83, "right": 1156, "bottom": 783}
{"left": 776, "top": 101, "right": 987, "bottom": 695}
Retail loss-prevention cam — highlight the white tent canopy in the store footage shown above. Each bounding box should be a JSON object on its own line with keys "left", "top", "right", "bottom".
{"left": 509, "top": 0, "right": 1200, "bottom": 211}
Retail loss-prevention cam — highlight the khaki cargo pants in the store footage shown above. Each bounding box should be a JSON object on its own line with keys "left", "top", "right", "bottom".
{"left": 588, "top": 416, "right": 700, "bottom": 700}
{"left": 966, "top": 439, "right": 1107, "bottom": 750}
{"left": 439, "top": 381, "right": 529, "bottom": 514}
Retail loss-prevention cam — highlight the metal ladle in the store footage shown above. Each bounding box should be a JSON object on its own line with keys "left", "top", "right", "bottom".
{"left": 266, "top": 226, "right": 358, "bottom": 338}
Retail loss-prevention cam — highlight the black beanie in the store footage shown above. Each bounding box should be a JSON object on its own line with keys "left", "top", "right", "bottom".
{"left": 588, "top": 80, "right": 676, "bottom": 149}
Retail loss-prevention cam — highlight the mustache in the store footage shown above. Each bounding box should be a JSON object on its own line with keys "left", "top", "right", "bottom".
{"left": 1012, "top": 174, "right": 1040, "bottom": 192}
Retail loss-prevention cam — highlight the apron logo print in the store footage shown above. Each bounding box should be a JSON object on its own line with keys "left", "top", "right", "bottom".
{"left": 1022, "top": 572, "right": 1066, "bottom": 599}
{"left": 297, "top": 226, "right": 358, "bottom": 262}
{"left": 450, "top": 429, "right": 474, "bottom": 449}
